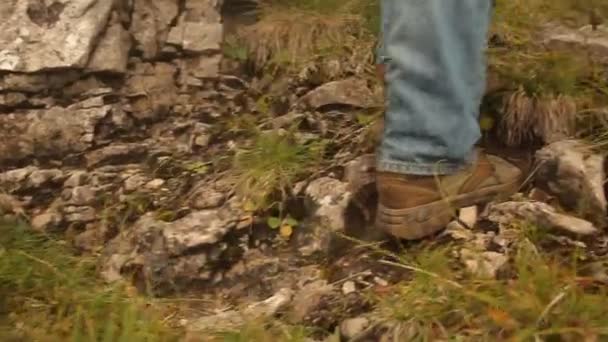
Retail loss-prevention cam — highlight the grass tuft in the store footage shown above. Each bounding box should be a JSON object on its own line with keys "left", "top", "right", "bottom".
{"left": 233, "top": 130, "right": 325, "bottom": 211}
{"left": 377, "top": 239, "right": 608, "bottom": 341}
{"left": 0, "top": 219, "right": 180, "bottom": 342}
{"left": 230, "top": 0, "right": 378, "bottom": 71}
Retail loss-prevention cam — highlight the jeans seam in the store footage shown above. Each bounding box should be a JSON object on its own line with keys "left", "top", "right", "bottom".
{"left": 377, "top": 160, "right": 467, "bottom": 175}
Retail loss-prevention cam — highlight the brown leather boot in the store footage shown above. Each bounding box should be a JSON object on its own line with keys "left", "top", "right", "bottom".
{"left": 376, "top": 152, "right": 522, "bottom": 240}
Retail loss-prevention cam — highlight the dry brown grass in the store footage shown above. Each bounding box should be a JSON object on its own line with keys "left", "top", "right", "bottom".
{"left": 500, "top": 89, "right": 578, "bottom": 146}
{"left": 231, "top": 0, "right": 376, "bottom": 71}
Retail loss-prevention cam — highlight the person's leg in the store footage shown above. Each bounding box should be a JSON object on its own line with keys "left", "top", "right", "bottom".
{"left": 375, "top": 0, "right": 522, "bottom": 239}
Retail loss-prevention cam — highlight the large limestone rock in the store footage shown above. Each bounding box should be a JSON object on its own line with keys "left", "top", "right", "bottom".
{"left": 123, "top": 62, "right": 178, "bottom": 121}
{"left": 0, "top": 100, "right": 127, "bottom": 163}
{"left": 86, "top": 16, "right": 132, "bottom": 74}
{"left": 484, "top": 201, "right": 599, "bottom": 237}
{"left": 100, "top": 203, "right": 248, "bottom": 293}
{"left": 166, "top": 0, "right": 223, "bottom": 54}
{"left": 535, "top": 140, "right": 607, "bottom": 228}
{"left": 0, "top": 0, "right": 114, "bottom": 72}
{"left": 544, "top": 25, "right": 608, "bottom": 61}
{"left": 130, "top": 0, "right": 179, "bottom": 59}
{"left": 296, "top": 177, "right": 353, "bottom": 257}
{"left": 299, "top": 78, "right": 379, "bottom": 110}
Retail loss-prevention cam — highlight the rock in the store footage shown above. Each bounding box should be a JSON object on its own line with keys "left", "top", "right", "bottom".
{"left": 290, "top": 279, "right": 333, "bottom": 322}
{"left": 86, "top": 18, "right": 132, "bottom": 73}
{"left": 31, "top": 211, "right": 63, "bottom": 232}
{"left": 74, "top": 223, "right": 108, "bottom": 252}
{"left": 64, "top": 171, "right": 89, "bottom": 188}
{"left": 0, "top": 71, "right": 80, "bottom": 93}
{"left": 543, "top": 25, "right": 608, "bottom": 60}
{"left": 0, "top": 92, "right": 26, "bottom": 108}
{"left": 460, "top": 249, "right": 508, "bottom": 279}
{"left": 299, "top": 78, "right": 378, "bottom": 110}
{"left": 85, "top": 143, "right": 148, "bottom": 168}
{"left": 484, "top": 201, "right": 599, "bottom": 237}
{"left": 124, "top": 63, "right": 178, "bottom": 121}
{"left": 190, "top": 123, "right": 212, "bottom": 149}
{"left": 343, "top": 154, "right": 376, "bottom": 194}
{"left": 130, "top": 0, "right": 179, "bottom": 59}
{"left": 0, "top": 104, "right": 119, "bottom": 163}
{"left": 100, "top": 206, "right": 245, "bottom": 292}
{"left": 189, "top": 186, "right": 225, "bottom": 210}
{"left": 0, "top": 194, "right": 25, "bottom": 216}
{"left": 124, "top": 174, "right": 149, "bottom": 192}
{"left": 63, "top": 206, "right": 97, "bottom": 224}
{"left": 167, "top": 0, "right": 223, "bottom": 54}
{"left": 535, "top": 140, "right": 607, "bottom": 227}
{"left": 0, "top": 166, "right": 38, "bottom": 192}
{"left": 145, "top": 179, "right": 165, "bottom": 190}
{"left": 27, "top": 169, "right": 64, "bottom": 189}
{"left": 298, "top": 177, "right": 352, "bottom": 256}
{"left": 459, "top": 206, "right": 478, "bottom": 228}
{"left": 68, "top": 186, "right": 97, "bottom": 206}
{"left": 447, "top": 206, "right": 478, "bottom": 231}
{"left": 0, "top": 0, "right": 114, "bottom": 72}
{"left": 245, "top": 287, "right": 293, "bottom": 317}
{"left": 373, "top": 277, "right": 389, "bottom": 287}
{"left": 178, "top": 55, "right": 223, "bottom": 85}
{"left": 340, "top": 317, "right": 370, "bottom": 340}
{"left": 342, "top": 281, "right": 356, "bottom": 295}
{"left": 188, "top": 288, "right": 293, "bottom": 332}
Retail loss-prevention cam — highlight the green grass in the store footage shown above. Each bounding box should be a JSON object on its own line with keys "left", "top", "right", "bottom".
{"left": 233, "top": 130, "right": 325, "bottom": 211}
{"left": 211, "top": 320, "right": 313, "bottom": 342}
{"left": 376, "top": 240, "right": 608, "bottom": 341}
{"left": 0, "top": 219, "right": 181, "bottom": 342}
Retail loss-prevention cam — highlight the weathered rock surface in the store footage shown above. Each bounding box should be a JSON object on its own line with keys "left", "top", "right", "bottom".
{"left": 100, "top": 204, "right": 247, "bottom": 292}
{"left": 484, "top": 201, "right": 599, "bottom": 237}
{"left": 87, "top": 18, "right": 132, "bottom": 73}
{"left": 130, "top": 0, "right": 179, "bottom": 59}
{"left": 544, "top": 25, "right": 608, "bottom": 60}
{"left": 297, "top": 177, "right": 352, "bottom": 256}
{"left": 299, "top": 78, "right": 378, "bottom": 110}
{"left": 85, "top": 143, "right": 148, "bottom": 168}
{"left": 340, "top": 317, "right": 371, "bottom": 340}
{"left": 0, "top": 0, "right": 114, "bottom": 72}
{"left": 0, "top": 103, "right": 124, "bottom": 163}
{"left": 535, "top": 140, "right": 607, "bottom": 227}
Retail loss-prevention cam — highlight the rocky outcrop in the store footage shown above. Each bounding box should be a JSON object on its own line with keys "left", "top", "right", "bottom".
{"left": 0, "top": 0, "right": 114, "bottom": 72}
{"left": 100, "top": 201, "right": 249, "bottom": 293}
{"left": 535, "top": 140, "right": 607, "bottom": 228}
{"left": 0, "top": 101, "right": 127, "bottom": 162}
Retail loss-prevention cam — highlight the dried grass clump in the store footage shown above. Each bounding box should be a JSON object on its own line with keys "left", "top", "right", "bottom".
{"left": 233, "top": 0, "right": 375, "bottom": 70}
{"left": 500, "top": 89, "right": 578, "bottom": 146}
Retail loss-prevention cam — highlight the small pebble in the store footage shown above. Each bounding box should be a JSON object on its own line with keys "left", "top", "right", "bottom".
{"left": 342, "top": 281, "right": 356, "bottom": 295}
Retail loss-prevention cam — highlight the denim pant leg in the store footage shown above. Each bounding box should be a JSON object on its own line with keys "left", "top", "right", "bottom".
{"left": 377, "top": 0, "right": 492, "bottom": 175}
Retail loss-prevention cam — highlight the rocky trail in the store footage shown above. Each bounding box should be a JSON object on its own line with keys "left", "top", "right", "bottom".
{"left": 2, "top": 1, "right": 608, "bottom": 341}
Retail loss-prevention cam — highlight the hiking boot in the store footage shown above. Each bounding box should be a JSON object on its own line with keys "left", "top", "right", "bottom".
{"left": 376, "top": 152, "right": 522, "bottom": 240}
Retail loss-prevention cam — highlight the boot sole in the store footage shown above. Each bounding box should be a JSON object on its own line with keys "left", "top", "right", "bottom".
{"left": 376, "top": 179, "right": 521, "bottom": 240}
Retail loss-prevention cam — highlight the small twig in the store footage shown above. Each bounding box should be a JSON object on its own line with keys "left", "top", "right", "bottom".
{"left": 329, "top": 270, "right": 373, "bottom": 287}
{"left": 536, "top": 286, "right": 570, "bottom": 327}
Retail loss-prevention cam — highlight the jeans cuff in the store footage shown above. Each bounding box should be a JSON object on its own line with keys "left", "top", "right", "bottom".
{"left": 377, "top": 159, "right": 470, "bottom": 176}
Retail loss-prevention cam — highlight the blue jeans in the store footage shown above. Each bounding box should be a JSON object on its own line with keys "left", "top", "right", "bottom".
{"left": 377, "top": 0, "right": 492, "bottom": 175}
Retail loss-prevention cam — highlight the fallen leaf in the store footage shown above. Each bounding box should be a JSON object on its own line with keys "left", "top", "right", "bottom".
{"left": 487, "top": 308, "right": 519, "bottom": 330}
